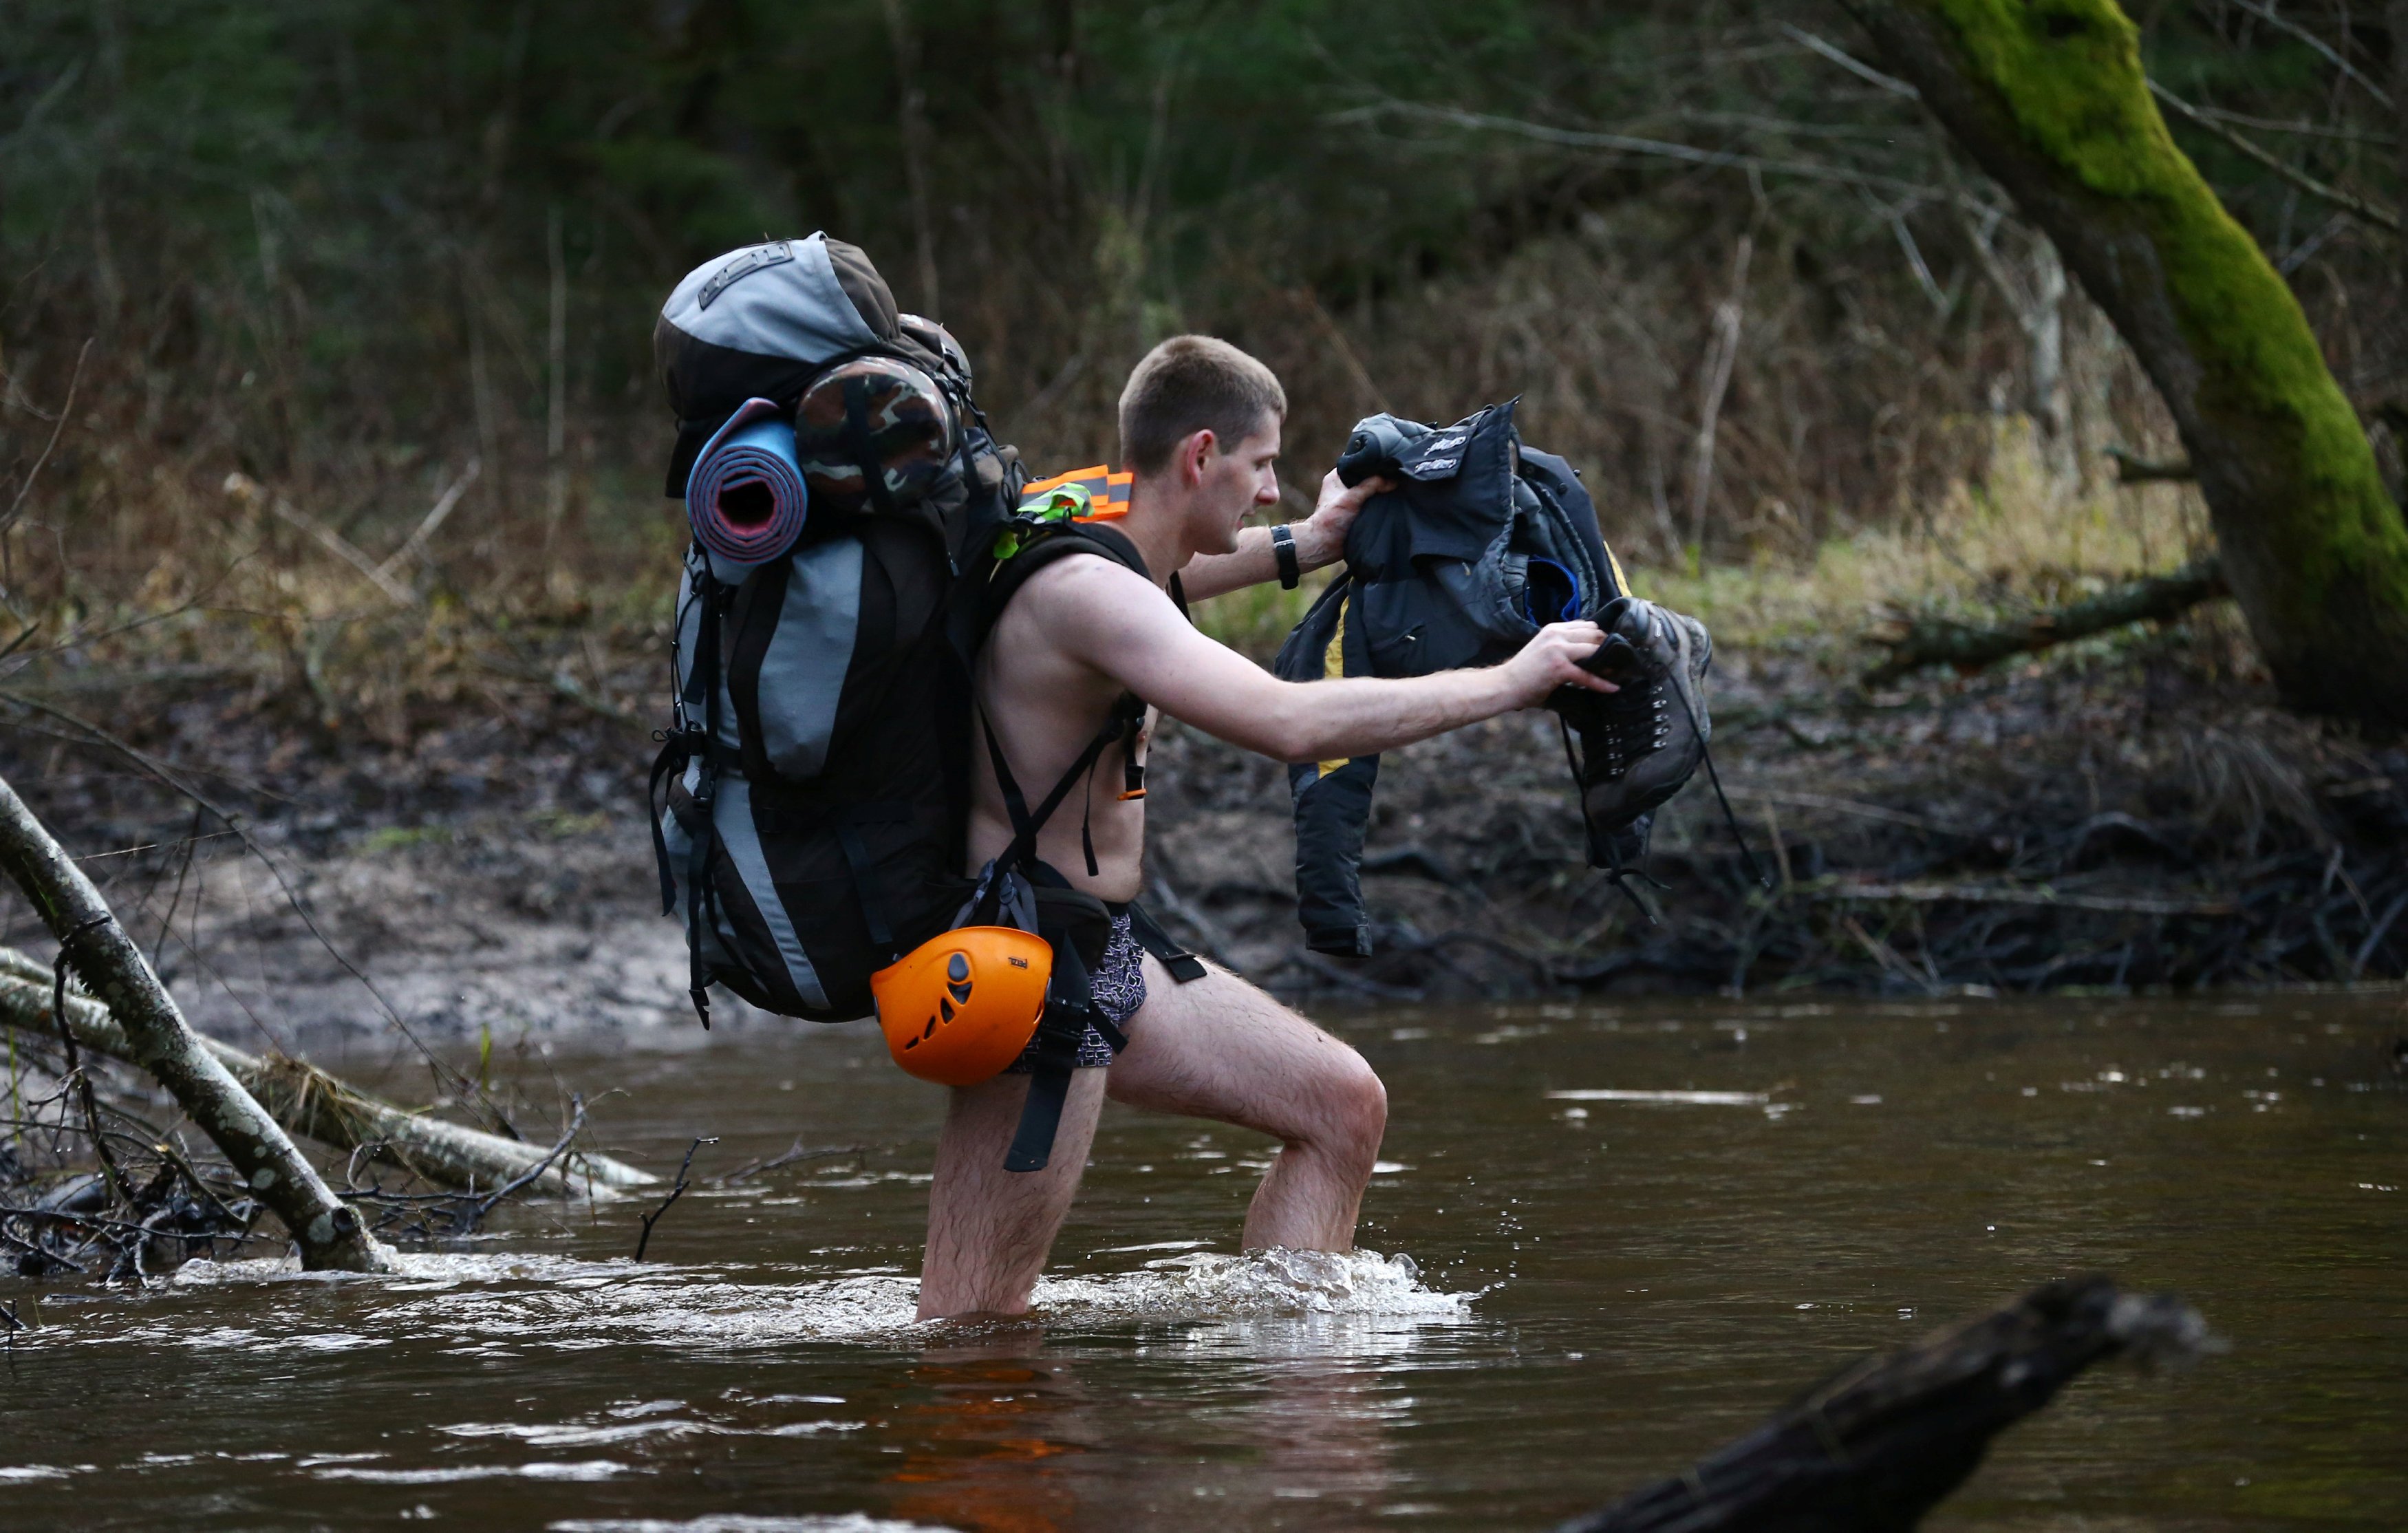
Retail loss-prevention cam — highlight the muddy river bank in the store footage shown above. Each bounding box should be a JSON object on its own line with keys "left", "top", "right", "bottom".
{"left": 6, "top": 990, "right": 2404, "bottom": 1531}
{"left": 6, "top": 636, "right": 2405, "bottom": 1042}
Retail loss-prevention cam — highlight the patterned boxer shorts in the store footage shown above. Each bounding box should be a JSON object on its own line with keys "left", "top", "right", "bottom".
{"left": 1005, "top": 909, "right": 1146, "bottom": 1073}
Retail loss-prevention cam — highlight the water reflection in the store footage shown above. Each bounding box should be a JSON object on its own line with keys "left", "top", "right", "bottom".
{"left": 883, "top": 1336, "right": 1080, "bottom": 1533}
{"left": 883, "top": 1324, "right": 1417, "bottom": 1532}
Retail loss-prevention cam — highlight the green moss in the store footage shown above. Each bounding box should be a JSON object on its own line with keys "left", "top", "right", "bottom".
{"left": 1928, "top": 0, "right": 2408, "bottom": 625}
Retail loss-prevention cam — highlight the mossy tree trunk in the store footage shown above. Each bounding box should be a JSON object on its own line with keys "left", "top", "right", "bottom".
{"left": 1842, "top": 0, "right": 2408, "bottom": 725}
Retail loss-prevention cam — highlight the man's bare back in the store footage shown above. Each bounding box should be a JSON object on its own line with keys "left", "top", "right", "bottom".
{"left": 969, "top": 555, "right": 1158, "bottom": 903}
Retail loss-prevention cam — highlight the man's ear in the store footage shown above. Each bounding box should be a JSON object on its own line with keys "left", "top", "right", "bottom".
{"left": 1178, "top": 429, "right": 1218, "bottom": 487}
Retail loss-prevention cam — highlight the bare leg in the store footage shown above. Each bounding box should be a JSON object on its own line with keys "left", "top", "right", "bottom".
{"left": 917, "top": 1067, "right": 1107, "bottom": 1320}
{"left": 1106, "top": 956, "right": 1387, "bottom": 1252}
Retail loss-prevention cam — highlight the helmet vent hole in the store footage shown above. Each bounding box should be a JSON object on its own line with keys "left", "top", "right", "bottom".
{"left": 921, "top": 1016, "right": 937, "bottom": 1039}
{"left": 946, "top": 980, "right": 972, "bottom": 1004}
{"left": 938, "top": 996, "right": 955, "bottom": 1022}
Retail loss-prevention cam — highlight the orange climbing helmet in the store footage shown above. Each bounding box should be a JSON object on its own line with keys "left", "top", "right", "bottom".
{"left": 870, "top": 926, "right": 1052, "bottom": 1086}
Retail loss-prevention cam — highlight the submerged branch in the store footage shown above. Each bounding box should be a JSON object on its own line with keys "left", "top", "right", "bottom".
{"left": 1560, "top": 1277, "right": 2212, "bottom": 1531}
{"left": 0, "top": 771, "right": 389, "bottom": 1272}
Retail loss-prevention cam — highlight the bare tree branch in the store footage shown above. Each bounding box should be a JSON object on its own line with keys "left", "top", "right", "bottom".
{"left": 2151, "top": 80, "right": 2401, "bottom": 233}
{"left": 0, "top": 952, "right": 655, "bottom": 1195}
{"left": 2223, "top": 0, "right": 2392, "bottom": 109}
{"left": 1331, "top": 99, "right": 1979, "bottom": 207}
{"left": 0, "top": 339, "right": 91, "bottom": 537}
{"left": 1776, "top": 23, "right": 1921, "bottom": 98}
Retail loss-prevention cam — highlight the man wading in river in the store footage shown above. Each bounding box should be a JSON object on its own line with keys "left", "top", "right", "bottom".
{"left": 919, "top": 337, "right": 1617, "bottom": 1318}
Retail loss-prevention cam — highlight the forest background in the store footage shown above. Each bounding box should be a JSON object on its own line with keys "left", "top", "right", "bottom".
{"left": 14, "top": 0, "right": 2402, "bottom": 683}
{"left": 1, "top": 0, "right": 2404, "bottom": 998}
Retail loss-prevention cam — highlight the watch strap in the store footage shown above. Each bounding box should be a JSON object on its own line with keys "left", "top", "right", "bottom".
{"left": 1271, "top": 524, "right": 1301, "bottom": 590}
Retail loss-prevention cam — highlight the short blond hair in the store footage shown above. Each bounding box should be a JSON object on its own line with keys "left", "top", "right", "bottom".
{"left": 1117, "top": 335, "right": 1287, "bottom": 475}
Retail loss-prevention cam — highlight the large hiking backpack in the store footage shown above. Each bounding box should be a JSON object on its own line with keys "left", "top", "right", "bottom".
{"left": 648, "top": 234, "right": 1022, "bottom": 1027}
{"left": 646, "top": 237, "right": 1206, "bottom": 1167}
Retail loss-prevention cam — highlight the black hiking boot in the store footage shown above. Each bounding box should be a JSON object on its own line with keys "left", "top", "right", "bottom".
{"left": 1554, "top": 596, "right": 1714, "bottom": 833}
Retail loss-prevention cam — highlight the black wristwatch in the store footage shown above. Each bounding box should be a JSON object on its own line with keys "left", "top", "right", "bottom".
{"left": 1270, "top": 524, "right": 1300, "bottom": 590}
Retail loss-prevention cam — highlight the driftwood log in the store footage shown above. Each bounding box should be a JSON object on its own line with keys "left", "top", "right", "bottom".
{"left": 1862, "top": 554, "right": 2227, "bottom": 685}
{"left": 1558, "top": 1276, "right": 2210, "bottom": 1532}
{"left": 0, "top": 771, "right": 389, "bottom": 1272}
{"left": 0, "top": 948, "right": 654, "bottom": 1198}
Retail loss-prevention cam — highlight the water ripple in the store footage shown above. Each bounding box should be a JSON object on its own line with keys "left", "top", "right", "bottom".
{"left": 50, "top": 1246, "right": 1474, "bottom": 1355}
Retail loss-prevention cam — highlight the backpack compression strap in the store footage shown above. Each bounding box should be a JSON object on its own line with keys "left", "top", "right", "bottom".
{"left": 647, "top": 562, "right": 733, "bottom": 1029}
{"left": 971, "top": 717, "right": 1126, "bottom": 1172}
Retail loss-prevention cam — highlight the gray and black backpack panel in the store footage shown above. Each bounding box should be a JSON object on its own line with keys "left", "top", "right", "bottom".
{"left": 654, "top": 515, "right": 972, "bottom": 1022}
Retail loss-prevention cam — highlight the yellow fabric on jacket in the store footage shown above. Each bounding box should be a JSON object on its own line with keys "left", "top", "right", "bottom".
{"left": 1313, "top": 592, "right": 1351, "bottom": 782}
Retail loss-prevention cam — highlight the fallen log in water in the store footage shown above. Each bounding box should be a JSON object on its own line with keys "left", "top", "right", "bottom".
{"left": 1557, "top": 1276, "right": 2211, "bottom": 1532}
{"left": 0, "top": 947, "right": 654, "bottom": 1198}
{"left": 1862, "top": 555, "right": 2227, "bottom": 686}
{"left": 0, "top": 771, "right": 391, "bottom": 1272}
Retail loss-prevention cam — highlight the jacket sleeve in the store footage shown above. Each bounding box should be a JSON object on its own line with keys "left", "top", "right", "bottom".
{"left": 1273, "top": 575, "right": 1380, "bottom": 956}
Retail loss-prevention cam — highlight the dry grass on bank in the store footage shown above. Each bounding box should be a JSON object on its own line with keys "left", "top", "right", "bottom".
{"left": 1641, "top": 416, "right": 2222, "bottom": 665}
{"left": 2, "top": 178, "right": 2239, "bottom": 742}
{"left": 0, "top": 405, "right": 2231, "bottom": 751}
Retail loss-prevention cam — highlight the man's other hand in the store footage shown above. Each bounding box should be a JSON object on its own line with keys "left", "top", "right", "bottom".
{"left": 1502, "top": 621, "right": 1615, "bottom": 709}
{"left": 1293, "top": 469, "right": 1391, "bottom": 568}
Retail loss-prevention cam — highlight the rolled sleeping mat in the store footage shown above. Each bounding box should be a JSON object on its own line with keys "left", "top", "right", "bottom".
{"left": 685, "top": 397, "right": 808, "bottom": 568}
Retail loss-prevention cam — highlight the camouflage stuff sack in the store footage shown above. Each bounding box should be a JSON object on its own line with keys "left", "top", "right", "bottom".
{"left": 792, "top": 356, "right": 962, "bottom": 517}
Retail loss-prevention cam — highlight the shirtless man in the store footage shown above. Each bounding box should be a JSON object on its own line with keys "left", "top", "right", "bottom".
{"left": 916, "top": 336, "right": 1616, "bottom": 1320}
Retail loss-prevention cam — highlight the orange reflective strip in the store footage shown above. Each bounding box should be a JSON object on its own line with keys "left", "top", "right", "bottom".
{"left": 1083, "top": 470, "right": 1133, "bottom": 518}
{"left": 1020, "top": 464, "right": 1135, "bottom": 519}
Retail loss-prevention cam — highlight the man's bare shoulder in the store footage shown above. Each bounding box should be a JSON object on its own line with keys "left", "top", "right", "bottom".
{"left": 1009, "top": 547, "right": 1177, "bottom": 629}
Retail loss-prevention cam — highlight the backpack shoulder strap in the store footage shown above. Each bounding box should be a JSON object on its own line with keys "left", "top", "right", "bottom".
{"left": 979, "top": 519, "right": 1153, "bottom": 637}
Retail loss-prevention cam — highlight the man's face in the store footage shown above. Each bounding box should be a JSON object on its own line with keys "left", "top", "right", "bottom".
{"left": 1192, "top": 414, "right": 1282, "bottom": 556}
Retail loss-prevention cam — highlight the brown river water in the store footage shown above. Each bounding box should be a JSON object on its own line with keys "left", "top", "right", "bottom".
{"left": 3, "top": 991, "right": 2403, "bottom": 1532}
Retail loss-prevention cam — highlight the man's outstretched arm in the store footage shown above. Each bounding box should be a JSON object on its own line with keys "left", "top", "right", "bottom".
{"left": 1024, "top": 555, "right": 1615, "bottom": 763}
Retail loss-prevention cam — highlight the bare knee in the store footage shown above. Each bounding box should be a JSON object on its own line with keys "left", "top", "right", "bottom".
{"left": 1304, "top": 1048, "right": 1387, "bottom": 1172}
